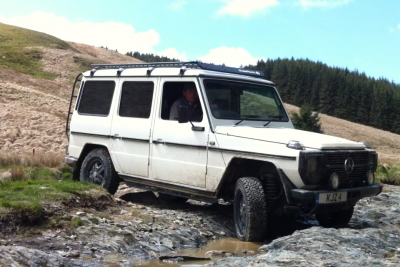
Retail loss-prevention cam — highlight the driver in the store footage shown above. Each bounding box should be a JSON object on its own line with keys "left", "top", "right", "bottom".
{"left": 169, "top": 83, "right": 203, "bottom": 122}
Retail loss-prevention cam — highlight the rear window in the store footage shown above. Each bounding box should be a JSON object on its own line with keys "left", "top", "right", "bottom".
{"left": 78, "top": 81, "right": 115, "bottom": 116}
{"left": 119, "top": 82, "right": 154, "bottom": 118}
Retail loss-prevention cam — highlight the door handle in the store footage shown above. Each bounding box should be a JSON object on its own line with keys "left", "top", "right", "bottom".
{"left": 154, "top": 138, "right": 163, "bottom": 144}
{"left": 112, "top": 134, "right": 122, "bottom": 139}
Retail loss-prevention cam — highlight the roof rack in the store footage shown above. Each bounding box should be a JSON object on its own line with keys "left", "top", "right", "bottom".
{"left": 90, "top": 61, "right": 265, "bottom": 78}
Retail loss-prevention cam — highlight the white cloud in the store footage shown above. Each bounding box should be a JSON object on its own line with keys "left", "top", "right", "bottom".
{"left": 216, "top": 0, "right": 279, "bottom": 18}
{"left": 1, "top": 12, "right": 161, "bottom": 54}
{"left": 298, "top": 0, "right": 353, "bottom": 9}
{"left": 198, "top": 46, "right": 262, "bottom": 67}
{"left": 157, "top": 48, "right": 187, "bottom": 61}
{"left": 398, "top": 24, "right": 400, "bottom": 30}
{"left": 169, "top": 0, "right": 187, "bottom": 11}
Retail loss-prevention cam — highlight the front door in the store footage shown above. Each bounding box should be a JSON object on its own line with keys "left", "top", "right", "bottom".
{"left": 111, "top": 78, "right": 158, "bottom": 177}
{"left": 150, "top": 78, "right": 209, "bottom": 188}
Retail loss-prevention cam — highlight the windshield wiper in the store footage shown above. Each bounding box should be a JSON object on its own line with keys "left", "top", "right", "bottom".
{"left": 235, "top": 119, "right": 244, "bottom": 126}
{"left": 263, "top": 121, "right": 271, "bottom": 127}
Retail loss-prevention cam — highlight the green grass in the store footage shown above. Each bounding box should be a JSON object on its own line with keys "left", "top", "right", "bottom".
{"left": 375, "top": 163, "right": 400, "bottom": 185}
{"left": 0, "top": 22, "right": 73, "bottom": 79}
{"left": 0, "top": 179, "right": 101, "bottom": 203}
{"left": 71, "top": 219, "right": 84, "bottom": 228}
{"left": 0, "top": 164, "right": 102, "bottom": 223}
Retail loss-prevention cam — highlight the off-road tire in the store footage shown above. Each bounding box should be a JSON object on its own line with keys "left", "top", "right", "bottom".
{"left": 233, "top": 177, "right": 268, "bottom": 241}
{"left": 158, "top": 193, "right": 188, "bottom": 204}
{"left": 80, "top": 148, "right": 120, "bottom": 195}
{"left": 315, "top": 207, "right": 354, "bottom": 227}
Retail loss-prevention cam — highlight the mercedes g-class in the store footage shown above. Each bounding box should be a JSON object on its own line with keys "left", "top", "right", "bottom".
{"left": 65, "top": 61, "right": 381, "bottom": 241}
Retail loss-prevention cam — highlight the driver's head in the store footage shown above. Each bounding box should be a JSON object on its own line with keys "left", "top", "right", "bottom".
{"left": 183, "top": 83, "right": 199, "bottom": 103}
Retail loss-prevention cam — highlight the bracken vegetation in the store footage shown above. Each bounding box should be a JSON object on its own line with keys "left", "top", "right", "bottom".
{"left": 0, "top": 152, "right": 64, "bottom": 168}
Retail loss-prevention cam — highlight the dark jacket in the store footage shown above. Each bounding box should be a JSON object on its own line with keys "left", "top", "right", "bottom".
{"left": 169, "top": 96, "right": 203, "bottom": 122}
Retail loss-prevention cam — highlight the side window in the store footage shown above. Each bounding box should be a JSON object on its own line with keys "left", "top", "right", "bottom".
{"left": 161, "top": 82, "right": 203, "bottom": 122}
{"left": 78, "top": 81, "right": 115, "bottom": 116}
{"left": 119, "top": 82, "right": 154, "bottom": 118}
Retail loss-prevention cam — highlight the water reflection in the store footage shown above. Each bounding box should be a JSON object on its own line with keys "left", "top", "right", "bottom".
{"left": 137, "top": 238, "right": 264, "bottom": 267}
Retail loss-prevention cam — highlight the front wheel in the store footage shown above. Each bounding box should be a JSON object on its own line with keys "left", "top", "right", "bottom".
{"left": 315, "top": 207, "right": 354, "bottom": 227}
{"left": 80, "top": 148, "right": 120, "bottom": 194}
{"left": 233, "top": 177, "right": 268, "bottom": 242}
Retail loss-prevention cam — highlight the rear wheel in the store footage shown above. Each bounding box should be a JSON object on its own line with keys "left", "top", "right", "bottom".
{"left": 80, "top": 148, "right": 120, "bottom": 195}
{"left": 233, "top": 177, "right": 268, "bottom": 242}
{"left": 315, "top": 207, "right": 354, "bottom": 227}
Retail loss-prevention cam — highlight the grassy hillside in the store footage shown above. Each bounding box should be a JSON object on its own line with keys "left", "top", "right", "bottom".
{"left": 0, "top": 23, "right": 75, "bottom": 79}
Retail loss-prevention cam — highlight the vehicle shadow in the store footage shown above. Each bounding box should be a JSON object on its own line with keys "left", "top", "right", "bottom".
{"left": 116, "top": 189, "right": 379, "bottom": 242}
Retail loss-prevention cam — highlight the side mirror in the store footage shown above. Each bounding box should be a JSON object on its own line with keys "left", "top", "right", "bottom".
{"left": 178, "top": 105, "right": 190, "bottom": 123}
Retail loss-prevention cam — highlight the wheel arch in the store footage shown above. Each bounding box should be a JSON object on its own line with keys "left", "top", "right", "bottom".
{"left": 216, "top": 157, "right": 280, "bottom": 200}
{"left": 73, "top": 143, "right": 115, "bottom": 180}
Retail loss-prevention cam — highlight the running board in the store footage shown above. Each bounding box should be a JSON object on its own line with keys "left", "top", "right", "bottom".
{"left": 119, "top": 174, "right": 218, "bottom": 203}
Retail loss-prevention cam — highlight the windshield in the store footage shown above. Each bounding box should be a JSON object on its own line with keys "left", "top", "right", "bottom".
{"left": 203, "top": 79, "right": 289, "bottom": 122}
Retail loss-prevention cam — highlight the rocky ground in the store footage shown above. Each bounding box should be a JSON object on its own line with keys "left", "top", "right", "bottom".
{"left": 0, "top": 184, "right": 399, "bottom": 266}
{"left": 0, "top": 184, "right": 235, "bottom": 266}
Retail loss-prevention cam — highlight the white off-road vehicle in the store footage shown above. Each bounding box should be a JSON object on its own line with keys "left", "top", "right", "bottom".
{"left": 65, "top": 61, "right": 381, "bottom": 241}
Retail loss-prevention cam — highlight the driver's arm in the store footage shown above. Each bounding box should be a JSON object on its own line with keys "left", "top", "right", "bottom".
{"left": 169, "top": 100, "right": 180, "bottom": 120}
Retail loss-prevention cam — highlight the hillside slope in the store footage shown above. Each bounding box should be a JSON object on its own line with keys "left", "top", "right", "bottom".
{"left": 0, "top": 23, "right": 140, "bottom": 156}
{"left": 0, "top": 23, "right": 398, "bottom": 162}
{"left": 285, "top": 104, "right": 400, "bottom": 162}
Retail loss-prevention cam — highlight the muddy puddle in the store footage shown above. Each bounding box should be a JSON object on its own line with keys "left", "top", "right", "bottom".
{"left": 137, "top": 238, "right": 264, "bottom": 266}
{"left": 80, "top": 238, "right": 264, "bottom": 267}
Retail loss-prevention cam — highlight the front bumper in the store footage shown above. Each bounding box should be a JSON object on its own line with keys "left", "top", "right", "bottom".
{"left": 64, "top": 156, "right": 78, "bottom": 168}
{"left": 290, "top": 184, "right": 382, "bottom": 204}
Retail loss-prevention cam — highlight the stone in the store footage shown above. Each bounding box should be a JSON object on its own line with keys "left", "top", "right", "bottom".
{"left": 66, "top": 250, "right": 80, "bottom": 258}
{"left": 205, "top": 250, "right": 233, "bottom": 257}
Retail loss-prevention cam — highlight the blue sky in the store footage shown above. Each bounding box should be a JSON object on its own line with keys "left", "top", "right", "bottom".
{"left": 0, "top": 0, "right": 399, "bottom": 83}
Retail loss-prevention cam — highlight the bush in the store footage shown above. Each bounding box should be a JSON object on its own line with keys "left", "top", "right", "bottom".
{"left": 375, "top": 163, "right": 400, "bottom": 185}
{"left": 291, "top": 105, "right": 323, "bottom": 133}
{"left": 10, "top": 165, "right": 25, "bottom": 181}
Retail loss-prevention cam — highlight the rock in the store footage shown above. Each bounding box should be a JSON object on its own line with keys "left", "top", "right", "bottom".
{"left": 0, "top": 246, "right": 104, "bottom": 266}
{"left": 206, "top": 227, "right": 400, "bottom": 266}
{"left": 76, "top": 211, "right": 85, "bottom": 216}
{"left": 56, "top": 250, "right": 67, "bottom": 257}
{"left": 205, "top": 250, "right": 235, "bottom": 257}
{"left": 383, "top": 163, "right": 391, "bottom": 171}
{"left": 160, "top": 256, "right": 211, "bottom": 263}
{"left": 67, "top": 250, "right": 80, "bottom": 258}
{"left": 120, "top": 210, "right": 128, "bottom": 215}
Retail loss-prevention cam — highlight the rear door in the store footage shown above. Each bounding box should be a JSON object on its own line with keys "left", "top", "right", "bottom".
{"left": 110, "top": 78, "right": 158, "bottom": 177}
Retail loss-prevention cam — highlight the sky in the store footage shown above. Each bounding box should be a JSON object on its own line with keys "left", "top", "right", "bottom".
{"left": 0, "top": 0, "right": 399, "bottom": 84}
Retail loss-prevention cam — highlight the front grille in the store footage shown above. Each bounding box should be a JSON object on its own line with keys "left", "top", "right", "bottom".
{"left": 324, "top": 151, "right": 370, "bottom": 188}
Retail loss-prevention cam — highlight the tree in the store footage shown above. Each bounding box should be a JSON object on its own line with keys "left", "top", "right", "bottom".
{"left": 291, "top": 105, "right": 323, "bottom": 133}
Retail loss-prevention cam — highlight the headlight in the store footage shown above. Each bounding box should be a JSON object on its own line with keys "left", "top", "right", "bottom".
{"left": 366, "top": 171, "right": 375, "bottom": 185}
{"left": 299, "top": 152, "right": 326, "bottom": 185}
{"left": 329, "top": 173, "right": 340, "bottom": 190}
